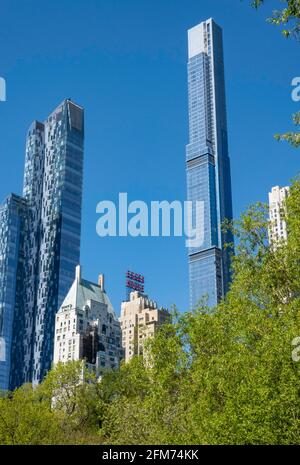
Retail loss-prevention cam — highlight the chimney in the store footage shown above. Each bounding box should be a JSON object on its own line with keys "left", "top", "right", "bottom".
{"left": 75, "top": 265, "right": 81, "bottom": 283}
{"left": 98, "top": 274, "right": 105, "bottom": 291}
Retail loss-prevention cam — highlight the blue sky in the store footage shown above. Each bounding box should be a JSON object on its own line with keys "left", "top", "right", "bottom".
{"left": 0, "top": 0, "right": 298, "bottom": 314}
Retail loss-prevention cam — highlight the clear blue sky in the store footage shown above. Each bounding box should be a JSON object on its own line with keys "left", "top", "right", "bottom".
{"left": 0, "top": 0, "right": 298, "bottom": 314}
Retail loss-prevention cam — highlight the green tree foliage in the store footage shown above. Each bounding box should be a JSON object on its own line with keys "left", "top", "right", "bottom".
{"left": 0, "top": 384, "right": 59, "bottom": 445}
{"left": 275, "top": 112, "right": 300, "bottom": 148}
{"left": 0, "top": 361, "right": 102, "bottom": 444}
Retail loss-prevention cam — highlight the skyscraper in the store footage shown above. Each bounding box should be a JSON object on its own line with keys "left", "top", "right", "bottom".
{"left": 186, "top": 19, "right": 234, "bottom": 309}
{"left": 53, "top": 266, "right": 123, "bottom": 375}
{"left": 23, "top": 99, "right": 84, "bottom": 385}
{"left": 268, "top": 185, "right": 290, "bottom": 246}
{"left": 0, "top": 195, "right": 28, "bottom": 391}
{"left": 0, "top": 99, "right": 84, "bottom": 391}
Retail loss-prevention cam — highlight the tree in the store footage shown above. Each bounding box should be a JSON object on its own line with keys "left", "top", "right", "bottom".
{"left": 0, "top": 361, "right": 104, "bottom": 445}
{"left": 275, "top": 112, "right": 300, "bottom": 148}
{"left": 41, "top": 361, "right": 99, "bottom": 427}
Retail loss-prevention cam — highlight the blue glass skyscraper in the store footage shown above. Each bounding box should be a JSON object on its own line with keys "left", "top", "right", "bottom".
{"left": 186, "top": 19, "right": 234, "bottom": 309}
{"left": 0, "top": 195, "right": 28, "bottom": 391}
{"left": 0, "top": 99, "right": 84, "bottom": 390}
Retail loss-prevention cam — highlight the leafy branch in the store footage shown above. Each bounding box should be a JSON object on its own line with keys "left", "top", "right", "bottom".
{"left": 274, "top": 111, "right": 300, "bottom": 147}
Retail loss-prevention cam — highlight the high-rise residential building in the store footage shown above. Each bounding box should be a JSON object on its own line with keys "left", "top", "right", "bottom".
{"left": 23, "top": 99, "right": 84, "bottom": 386}
{"left": 0, "top": 195, "right": 28, "bottom": 391}
{"left": 268, "top": 185, "right": 290, "bottom": 246}
{"left": 0, "top": 99, "right": 84, "bottom": 391}
{"left": 119, "top": 291, "right": 170, "bottom": 363}
{"left": 186, "top": 18, "right": 234, "bottom": 309}
{"left": 53, "top": 266, "right": 123, "bottom": 375}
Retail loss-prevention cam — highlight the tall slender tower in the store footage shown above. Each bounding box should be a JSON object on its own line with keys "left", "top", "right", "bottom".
{"left": 186, "top": 19, "right": 234, "bottom": 308}
{"left": 268, "top": 185, "right": 289, "bottom": 246}
{"left": 24, "top": 99, "right": 84, "bottom": 385}
{"left": 0, "top": 195, "right": 28, "bottom": 391}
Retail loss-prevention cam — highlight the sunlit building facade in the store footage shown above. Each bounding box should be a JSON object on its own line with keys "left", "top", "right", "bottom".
{"left": 186, "top": 18, "right": 234, "bottom": 309}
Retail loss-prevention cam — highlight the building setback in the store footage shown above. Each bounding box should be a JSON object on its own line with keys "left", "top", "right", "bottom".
{"left": 120, "top": 291, "right": 170, "bottom": 363}
{"left": 186, "top": 19, "right": 234, "bottom": 309}
{"left": 53, "top": 266, "right": 123, "bottom": 375}
{"left": 0, "top": 99, "right": 84, "bottom": 391}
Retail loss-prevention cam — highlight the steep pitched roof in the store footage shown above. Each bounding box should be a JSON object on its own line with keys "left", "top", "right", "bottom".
{"left": 58, "top": 277, "right": 116, "bottom": 318}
